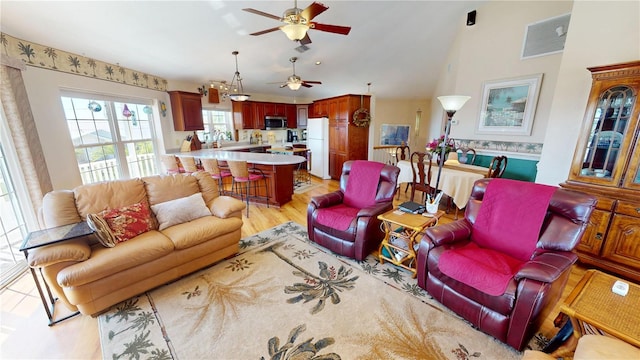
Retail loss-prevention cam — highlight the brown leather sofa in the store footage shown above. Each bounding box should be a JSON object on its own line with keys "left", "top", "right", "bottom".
{"left": 31, "top": 172, "right": 245, "bottom": 316}
{"left": 417, "top": 179, "right": 596, "bottom": 351}
{"left": 307, "top": 160, "right": 399, "bottom": 260}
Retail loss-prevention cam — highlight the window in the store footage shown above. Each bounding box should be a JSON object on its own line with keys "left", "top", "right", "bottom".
{"left": 197, "top": 109, "right": 233, "bottom": 143}
{"left": 61, "top": 94, "right": 159, "bottom": 184}
{"left": 0, "top": 121, "right": 29, "bottom": 287}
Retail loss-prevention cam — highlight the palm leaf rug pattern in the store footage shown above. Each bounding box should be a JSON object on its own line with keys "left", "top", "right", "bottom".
{"left": 99, "top": 221, "right": 544, "bottom": 359}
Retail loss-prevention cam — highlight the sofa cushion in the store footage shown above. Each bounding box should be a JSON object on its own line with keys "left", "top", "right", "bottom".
{"left": 100, "top": 201, "right": 155, "bottom": 243}
{"left": 57, "top": 230, "right": 174, "bottom": 287}
{"left": 161, "top": 216, "right": 243, "bottom": 250}
{"left": 41, "top": 190, "right": 81, "bottom": 228}
{"left": 74, "top": 178, "right": 147, "bottom": 219}
{"left": 151, "top": 193, "right": 212, "bottom": 230}
{"left": 143, "top": 173, "right": 201, "bottom": 206}
{"left": 86, "top": 214, "right": 117, "bottom": 247}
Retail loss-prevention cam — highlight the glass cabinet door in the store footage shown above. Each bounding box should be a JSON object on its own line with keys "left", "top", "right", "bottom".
{"left": 578, "top": 85, "right": 635, "bottom": 182}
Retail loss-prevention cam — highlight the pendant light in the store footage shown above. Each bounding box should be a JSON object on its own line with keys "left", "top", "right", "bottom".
{"left": 228, "top": 51, "right": 250, "bottom": 102}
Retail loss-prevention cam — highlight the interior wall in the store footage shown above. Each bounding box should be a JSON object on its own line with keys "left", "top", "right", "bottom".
{"left": 536, "top": 0, "right": 640, "bottom": 185}
{"left": 431, "top": 0, "right": 572, "bottom": 150}
{"left": 370, "top": 98, "right": 431, "bottom": 155}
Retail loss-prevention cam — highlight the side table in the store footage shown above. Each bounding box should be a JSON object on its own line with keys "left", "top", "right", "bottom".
{"left": 377, "top": 209, "right": 443, "bottom": 278}
{"left": 19, "top": 222, "right": 94, "bottom": 325}
{"left": 551, "top": 269, "right": 640, "bottom": 357}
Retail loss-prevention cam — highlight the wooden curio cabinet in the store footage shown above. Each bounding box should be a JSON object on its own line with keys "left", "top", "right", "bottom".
{"left": 168, "top": 91, "right": 204, "bottom": 131}
{"left": 562, "top": 61, "right": 640, "bottom": 282}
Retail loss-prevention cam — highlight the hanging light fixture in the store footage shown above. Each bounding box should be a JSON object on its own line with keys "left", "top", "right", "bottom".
{"left": 227, "top": 51, "right": 250, "bottom": 102}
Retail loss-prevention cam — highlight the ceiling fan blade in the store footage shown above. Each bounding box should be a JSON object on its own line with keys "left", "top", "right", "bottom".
{"left": 300, "top": 2, "right": 329, "bottom": 21}
{"left": 242, "top": 8, "right": 282, "bottom": 21}
{"left": 279, "top": 84, "right": 288, "bottom": 88}
{"left": 310, "top": 22, "right": 351, "bottom": 35}
{"left": 302, "top": 80, "right": 322, "bottom": 84}
{"left": 298, "top": 33, "right": 312, "bottom": 45}
{"left": 301, "top": 83, "right": 313, "bottom": 88}
{"left": 249, "top": 27, "right": 282, "bottom": 36}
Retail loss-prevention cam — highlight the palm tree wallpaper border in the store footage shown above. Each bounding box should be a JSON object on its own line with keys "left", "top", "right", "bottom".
{"left": 1, "top": 32, "right": 167, "bottom": 91}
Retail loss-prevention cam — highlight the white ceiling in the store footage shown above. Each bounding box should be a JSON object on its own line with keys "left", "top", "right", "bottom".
{"left": 1, "top": 1, "right": 483, "bottom": 100}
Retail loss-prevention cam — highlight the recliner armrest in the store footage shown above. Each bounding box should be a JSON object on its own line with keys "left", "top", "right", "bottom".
{"left": 424, "top": 219, "right": 473, "bottom": 246}
{"left": 515, "top": 251, "right": 578, "bottom": 283}
{"left": 310, "top": 191, "right": 344, "bottom": 209}
{"left": 356, "top": 202, "right": 392, "bottom": 218}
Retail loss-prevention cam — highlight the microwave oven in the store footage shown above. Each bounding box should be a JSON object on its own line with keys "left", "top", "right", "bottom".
{"left": 264, "top": 116, "right": 287, "bottom": 130}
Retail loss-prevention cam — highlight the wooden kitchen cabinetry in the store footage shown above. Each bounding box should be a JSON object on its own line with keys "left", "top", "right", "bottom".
{"left": 325, "top": 94, "right": 371, "bottom": 179}
{"left": 561, "top": 61, "right": 640, "bottom": 282}
{"left": 232, "top": 100, "right": 299, "bottom": 130}
{"left": 286, "top": 104, "right": 297, "bottom": 128}
{"left": 296, "top": 105, "right": 308, "bottom": 128}
{"left": 168, "top": 91, "right": 204, "bottom": 131}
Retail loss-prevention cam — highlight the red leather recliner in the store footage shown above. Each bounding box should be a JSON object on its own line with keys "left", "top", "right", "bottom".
{"left": 417, "top": 178, "right": 596, "bottom": 351}
{"left": 307, "top": 160, "right": 400, "bottom": 260}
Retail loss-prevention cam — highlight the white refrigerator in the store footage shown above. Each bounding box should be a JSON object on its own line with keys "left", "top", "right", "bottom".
{"left": 307, "top": 117, "right": 330, "bottom": 179}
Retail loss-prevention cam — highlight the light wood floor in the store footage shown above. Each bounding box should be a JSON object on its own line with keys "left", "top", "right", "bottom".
{"left": 0, "top": 176, "right": 586, "bottom": 359}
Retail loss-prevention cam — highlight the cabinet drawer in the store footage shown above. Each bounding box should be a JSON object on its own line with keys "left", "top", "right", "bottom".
{"left": 594, "top": 197, "right": 615, "bottom": 211}
{"left": 615, "top": 201, "right": 640, "bottom": 217}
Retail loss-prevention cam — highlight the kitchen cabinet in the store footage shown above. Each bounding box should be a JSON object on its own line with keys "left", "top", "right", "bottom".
{"left": 324, "top": 94, "right": 371, "bottom": 180}
{"left": 296, "top": 105, "right": 308, "bottom": 128}
{"left": 232, "top": 100, "right": 298, "bottom": 130}
{"left": 561, "top": 61, "right": 640, "bottom": 282}
{"left": 253, "top": 102, "right": 265, "bottom": 130}
{"left": 168, "top": 91, "right": 203, "bottom": 131}
{"left": 286, "top": 104, "right": 298, "bottom": 128}
{"left": 311, "top": 99, "right": 328, "bottom": 117}
{"left": 232, "top": 101, "right": 253, "bottom": 129}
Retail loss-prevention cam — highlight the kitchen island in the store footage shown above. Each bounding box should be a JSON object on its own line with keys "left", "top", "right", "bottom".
{"left": 176, "top": 149, "right": 305, "bottom": 207}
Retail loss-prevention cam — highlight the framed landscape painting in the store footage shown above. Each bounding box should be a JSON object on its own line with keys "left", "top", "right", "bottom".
{"left": 477, "top": 74, "right": 543, "bottom": 135}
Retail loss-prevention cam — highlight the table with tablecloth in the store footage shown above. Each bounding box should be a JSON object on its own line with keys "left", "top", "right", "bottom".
{"left": 396, "top": 160, "right": 487, "bottom": 209}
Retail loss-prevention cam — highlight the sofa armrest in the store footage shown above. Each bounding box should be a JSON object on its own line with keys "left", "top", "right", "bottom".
{"left": 210, "top": 196, "right": 246, "bottom": 218}
{"left": 515, "top": 251, "right": 578, "bottom": 283}
{"left": 27, "top": 238, "right": 91, "bottom": 268}
{"left": 310, "top": 191, "right": 344, "bottom": 209}
{"left": 424, "top": 219, "right": 473, "bottom": 247}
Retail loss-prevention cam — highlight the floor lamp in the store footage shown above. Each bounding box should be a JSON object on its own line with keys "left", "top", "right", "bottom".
{"left": 433, "top": 95, "right": 471, "bottom": 195}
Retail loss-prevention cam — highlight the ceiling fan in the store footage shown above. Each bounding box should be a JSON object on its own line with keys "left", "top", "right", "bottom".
{"left": 271, "top": 57, "right": 321, "bottom": 91}
{"left": 243, "top": 1, "right": 351, "bottom": 46}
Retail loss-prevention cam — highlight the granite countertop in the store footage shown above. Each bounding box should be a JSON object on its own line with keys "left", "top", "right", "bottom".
{"left": 176, "top": 149, "right": 305, "bottom": 165}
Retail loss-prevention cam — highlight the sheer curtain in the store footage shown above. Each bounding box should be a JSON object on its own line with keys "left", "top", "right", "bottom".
{"left": 0, "top": 55, "right": 52, "bottom": 216}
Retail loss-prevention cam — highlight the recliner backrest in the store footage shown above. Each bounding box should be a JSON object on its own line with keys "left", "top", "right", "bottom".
{"left": 339, "top": 160, "right": 399, "bottom": 203}
{"left": 464, "top": 179, "right": 596, "bottom": 253}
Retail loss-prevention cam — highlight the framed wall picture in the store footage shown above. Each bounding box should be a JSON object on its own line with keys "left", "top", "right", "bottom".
{"left": 477, "top": 74, "right": 543, "bottom": 135}
{"left": 380, "top": 124, "right": 410, "bottom": 145}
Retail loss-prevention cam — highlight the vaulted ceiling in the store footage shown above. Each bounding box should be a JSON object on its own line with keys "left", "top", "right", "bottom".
{"left": 1, "top": 1, "right": 482, "bottom": 100}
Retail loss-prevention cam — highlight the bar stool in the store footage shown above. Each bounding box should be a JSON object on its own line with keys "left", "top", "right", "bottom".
{"left": 201, "top": 158, "right": 232, "bottom": 195}
{"left": 227, "top": 160, "right": 269, "bottom": 217}
{"left": 160, "top": 154, "right": 181, "bottom": 174}
{"left": 180, "top": 156, "right": 199, "bottom": 173}
{"left": 295, "top": 150, "right": 311, "bottom": 185}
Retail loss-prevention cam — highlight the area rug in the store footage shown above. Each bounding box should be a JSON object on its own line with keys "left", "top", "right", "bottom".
{"left": 99, "top": 221, "right": 543, "bottom": 359}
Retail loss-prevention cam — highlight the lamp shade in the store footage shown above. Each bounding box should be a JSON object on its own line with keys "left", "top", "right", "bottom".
{"left": 287, "top": 82, "right": 302, "bottom": 90}
{"left": 229, "top": 93, "right": 250, "bottom": 102}
{"left": 282, "top": 24, "right": 309, "bottom": 41}
{"left": 437, "top": 95, "right": 471, "bottom": 111}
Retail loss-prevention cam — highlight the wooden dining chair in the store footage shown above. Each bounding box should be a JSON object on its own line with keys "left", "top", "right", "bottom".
{"left": 458, "top": 148, "right": 477, "bottom": 164}
{"left": 395, "top": 144, "right": 410, "bottom": 165}
{"left": 487, "top": 155, "right": 508, "bottom": 178}
{"left": 409, "top": 151, "right": 434, "bottom": 203}
{"left": 160, "top": 154, "right": 181, "bottom": 174}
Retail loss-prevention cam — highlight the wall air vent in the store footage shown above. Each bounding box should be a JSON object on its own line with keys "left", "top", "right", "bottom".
{"left": 521, "top": 13, "right": 571, "bottom": 60}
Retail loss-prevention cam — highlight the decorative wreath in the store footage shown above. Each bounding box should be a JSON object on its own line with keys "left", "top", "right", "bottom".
{"left": 352, "top": 108, "right": 371, "bottom": 127}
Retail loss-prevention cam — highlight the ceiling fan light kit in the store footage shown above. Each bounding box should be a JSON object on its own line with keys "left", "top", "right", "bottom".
{"left": 244, "top": 1, "right": 351, "bottom": 47}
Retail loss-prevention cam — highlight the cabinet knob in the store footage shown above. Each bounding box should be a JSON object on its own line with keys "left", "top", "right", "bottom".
{"left": 635, "top": 207, "right": 640, "bottom": 213}
{"left": 595, "top": 233, "right": 603, "bottom": 240}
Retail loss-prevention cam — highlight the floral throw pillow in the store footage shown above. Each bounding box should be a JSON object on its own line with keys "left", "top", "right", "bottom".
{"left": 100, "top": 201, "right": 155, "bottom": 243}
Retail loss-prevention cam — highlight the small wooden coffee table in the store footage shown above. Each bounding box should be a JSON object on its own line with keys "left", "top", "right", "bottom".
{"left": 377, "top": 209, "right": 443, "bottom": 278}
{"left": 552, "top": 269, "right": 640, "bottom": 356}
